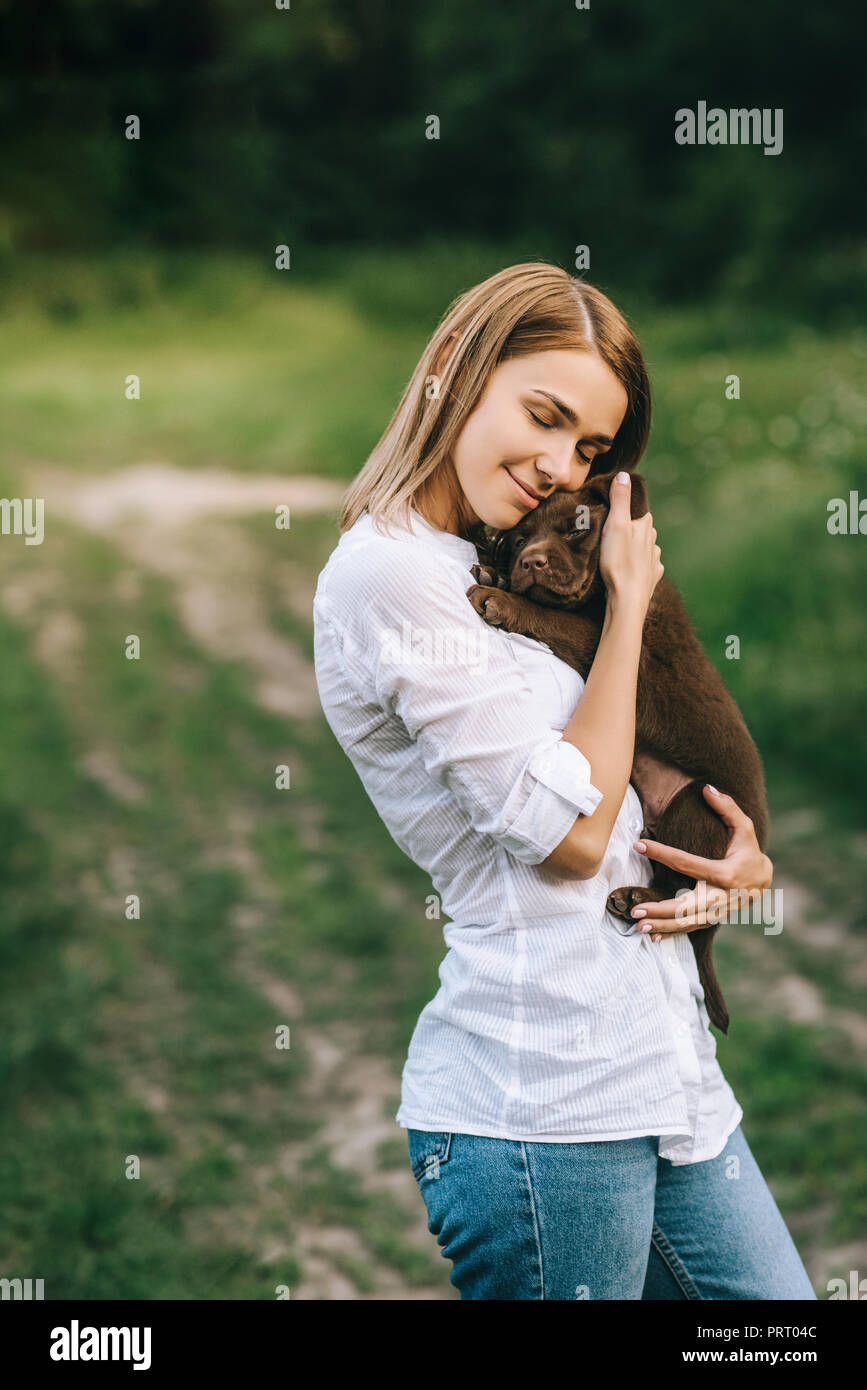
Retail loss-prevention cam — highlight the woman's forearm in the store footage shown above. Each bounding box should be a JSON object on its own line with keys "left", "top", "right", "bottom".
{"left": 542, "top": 596, "right": 645, "bottom": 876}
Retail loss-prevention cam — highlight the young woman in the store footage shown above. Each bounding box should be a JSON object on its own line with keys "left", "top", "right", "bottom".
{"left": 312, "top": 262, "right": 816, "bottom": 1300}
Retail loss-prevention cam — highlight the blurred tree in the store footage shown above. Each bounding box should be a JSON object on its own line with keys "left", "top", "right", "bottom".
{"left": 0, "top": 0, "right": 862, "bottom": 313}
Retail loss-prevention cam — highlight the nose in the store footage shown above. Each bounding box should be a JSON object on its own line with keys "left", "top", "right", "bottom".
{"left": 538, "top": 444, "right": 576, "bottom": 489}
{"left": 520, "top": 550, "right": 548, "bottom": 573}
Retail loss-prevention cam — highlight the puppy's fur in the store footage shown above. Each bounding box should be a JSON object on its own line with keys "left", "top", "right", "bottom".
{"left": 466, "top": 469, "right": 769, "bottom": 1035}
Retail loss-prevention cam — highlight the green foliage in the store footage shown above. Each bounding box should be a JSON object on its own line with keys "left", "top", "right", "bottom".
{"left": 1, "top": 1, "right": 864, "bottom": 317}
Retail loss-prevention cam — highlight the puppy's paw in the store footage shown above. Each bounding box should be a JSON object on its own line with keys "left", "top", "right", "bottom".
{"left": 470, "top": 563, "right": 506, "bottom": 588}
{"left": 466, "top": 584, "right": 520, "bottom": 628}
{"left": 606, "top": 885, "right": 664, "bottom": 919}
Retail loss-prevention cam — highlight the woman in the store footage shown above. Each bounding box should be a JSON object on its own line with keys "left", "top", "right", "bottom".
{"left": 312, "top": 262, "right": 815, "bottom": 1300}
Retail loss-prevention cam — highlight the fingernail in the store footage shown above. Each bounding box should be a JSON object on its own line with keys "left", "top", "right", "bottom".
{"left": 617, "top": 471, "right": 630, "bottom": 484}
{"left": 633, "top": 841, "right": 646, "bottom": 853}
{"left": 631, "top": 907, "right": 646, "bottom": 918}
{"left": 639, "top": 924, "right": 652, "bottom": 932}
{"left": 705, "top": 784, "right": 718, "bottom": 795}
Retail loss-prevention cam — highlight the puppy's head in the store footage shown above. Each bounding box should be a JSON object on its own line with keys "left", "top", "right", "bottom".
{"left": 489, "top": 469, "right": 649, "bottom": 609}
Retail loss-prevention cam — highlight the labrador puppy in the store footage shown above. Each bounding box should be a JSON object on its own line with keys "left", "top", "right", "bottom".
{"left": 466, "top": 469, "right": 769, "bottom": 1035}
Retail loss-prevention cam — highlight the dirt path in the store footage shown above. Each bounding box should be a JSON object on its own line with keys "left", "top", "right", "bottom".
{"left": 27, "top": 463, "right": 344, "bottom": 721}
{"left": 10, "top": 460, "right": 454, "bottom": 1299}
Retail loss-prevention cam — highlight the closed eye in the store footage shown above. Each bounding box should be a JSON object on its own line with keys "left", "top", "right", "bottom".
{"left": 527, "top": 409, "right": 594, "bottom": 466}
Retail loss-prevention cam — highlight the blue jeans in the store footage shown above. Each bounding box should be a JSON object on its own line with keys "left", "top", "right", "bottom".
{"left": 407, "top": 1123, "right": 817, "bottom": 1300}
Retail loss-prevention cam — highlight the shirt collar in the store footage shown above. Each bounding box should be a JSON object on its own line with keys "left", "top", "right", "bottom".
{"left": 357, "top": 507, "right": 479, "bottom": 568}
{"left": 406, "top": 507, "right": 480, "bottom": 567}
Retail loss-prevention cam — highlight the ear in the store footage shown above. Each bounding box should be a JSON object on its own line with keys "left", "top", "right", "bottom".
{"left": 491, "top": 528, "right": 510, "bottom": 569}
{"left": 627, "top": 472, "right": 649, "bottom": 518}
{"left": 583, "top": 468, "right": 649, "bottom": 519}
{"left": 431, "top": 330, "right": 460, "bottom": 383}
{"left": 581, "top": 467, "right": 620, "bottom": 506}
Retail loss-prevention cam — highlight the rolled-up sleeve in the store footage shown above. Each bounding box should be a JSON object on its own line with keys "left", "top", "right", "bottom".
{"left": 324, "top": 542, "right": 603, "bottom": 865}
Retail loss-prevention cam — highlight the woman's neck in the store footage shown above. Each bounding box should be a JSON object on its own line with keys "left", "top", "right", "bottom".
{"left": 415, "top": 467, "right": 478, "bottom": 538}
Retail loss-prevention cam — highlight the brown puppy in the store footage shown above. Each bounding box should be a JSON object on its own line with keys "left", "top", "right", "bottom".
{"left": 465, "top": 469, "right": 769, "bottom": 1035}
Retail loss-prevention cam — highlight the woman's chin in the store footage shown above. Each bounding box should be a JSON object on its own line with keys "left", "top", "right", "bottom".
{"left": 467, "top": 503, "right": 512, "bottom": 530}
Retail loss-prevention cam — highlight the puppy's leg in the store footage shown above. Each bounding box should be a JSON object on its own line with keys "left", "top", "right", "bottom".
{"left": 469, "top": 563, "right": 509, "bottom": 589}
{"left": 466, "top": 586, "right": 603, "bottom": 677}
{"left": 606, "top": 779, "right": 732, "bottom": 1034}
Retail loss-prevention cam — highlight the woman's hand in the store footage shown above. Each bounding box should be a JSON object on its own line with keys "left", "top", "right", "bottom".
{"left": 628, "top": 785, "right": 773, "bottom": 942}
{"left": 599, "top": 472, "right": 664, "bottom": 617}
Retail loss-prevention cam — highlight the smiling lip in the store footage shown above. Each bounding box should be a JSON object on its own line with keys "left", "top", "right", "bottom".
{"left": 505, "top": 468, "right": 544, "bottom": 507}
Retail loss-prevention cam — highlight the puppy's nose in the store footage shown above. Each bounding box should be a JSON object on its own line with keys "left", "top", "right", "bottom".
{"left": 520, "top": 551, "right": 548, "bottom": 572}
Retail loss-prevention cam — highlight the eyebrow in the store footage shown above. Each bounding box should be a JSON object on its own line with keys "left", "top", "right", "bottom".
{"left": 530, "top": 388, "right": 614, "bottom": 446}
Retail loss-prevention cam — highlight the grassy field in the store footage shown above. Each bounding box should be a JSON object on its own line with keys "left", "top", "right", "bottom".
{"left": 0, "top": 244, "right": 865, "bottom": 1298}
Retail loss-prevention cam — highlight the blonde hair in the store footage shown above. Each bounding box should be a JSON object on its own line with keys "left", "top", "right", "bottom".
{"left": 339, "top": 261, "right": 652, "bottom": 539}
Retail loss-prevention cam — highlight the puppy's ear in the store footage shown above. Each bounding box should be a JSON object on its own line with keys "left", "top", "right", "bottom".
{"left": 581, "top": 468, "right": 621, "bottom": 507}
{"left": 490, "top": 528, "right": 510, "bottom": 569}
{"left": 627, "top": 472, "right": 649, "bottom": 519}
{"left": 583, "top": 468, "right": 649, "bottom": 519}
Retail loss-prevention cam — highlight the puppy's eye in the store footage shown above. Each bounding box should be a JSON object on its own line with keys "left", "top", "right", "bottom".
{"left": 513, "top": 537, "right": 526, "bottom": 550}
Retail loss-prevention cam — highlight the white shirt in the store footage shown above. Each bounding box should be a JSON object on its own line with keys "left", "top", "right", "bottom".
{"left": 312, "top": 507, "right": 743, "bottom": 1164}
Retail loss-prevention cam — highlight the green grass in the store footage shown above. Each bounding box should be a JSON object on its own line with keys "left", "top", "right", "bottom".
{"left": 0, "top": 243, "right": 864, "bottom": 1296}
{"left": 0, "top": 518, "right": 438, "bottom": 1294}
{"left": 716, "top": 1012, "right": 867, "bottom": 1239}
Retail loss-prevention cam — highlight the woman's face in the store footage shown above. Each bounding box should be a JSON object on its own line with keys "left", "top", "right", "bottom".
{"left": 446, "top": 349, "right": 629, "bottom": 531}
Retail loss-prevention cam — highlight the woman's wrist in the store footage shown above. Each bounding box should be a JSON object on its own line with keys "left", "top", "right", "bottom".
{"left": 603, "top": 589, "right": 648, "bottom": 632}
